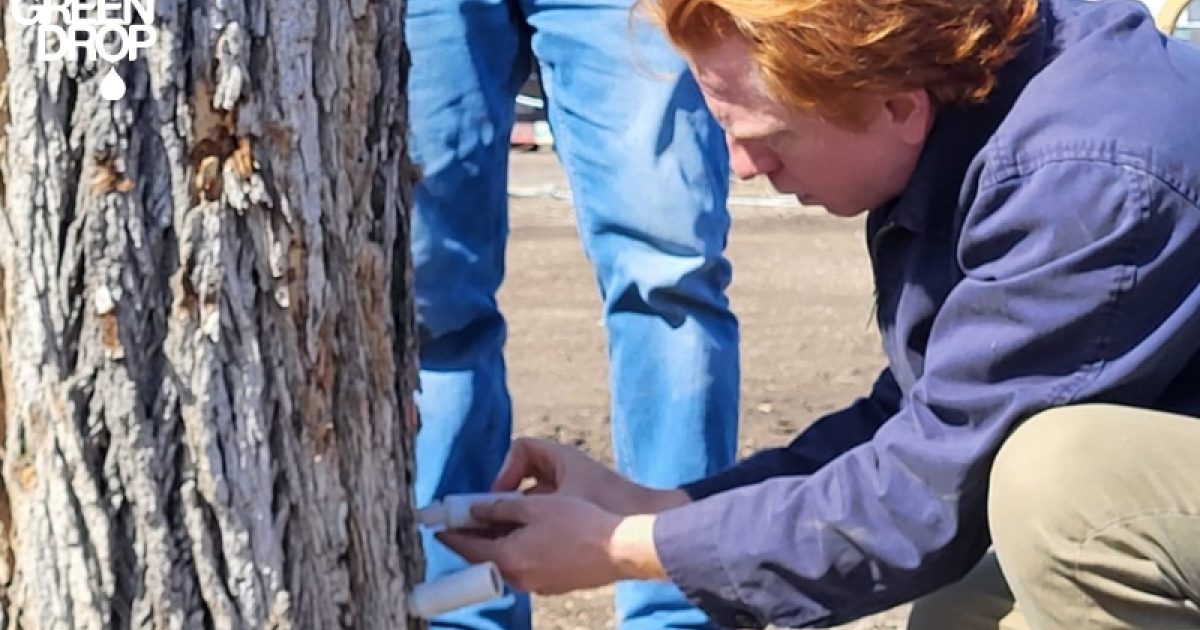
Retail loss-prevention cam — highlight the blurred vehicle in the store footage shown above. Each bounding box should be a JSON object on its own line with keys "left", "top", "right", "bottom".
{"left": 511, "top": 67, "right": 554, "bottom": 150}
{"left": 1144, "top": 0, "right": 1200, "bottom": 39}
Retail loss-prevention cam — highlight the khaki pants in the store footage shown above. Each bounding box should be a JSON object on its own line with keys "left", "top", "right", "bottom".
{"left": 908, "top": 405, "right": 1200, "bottom": 629}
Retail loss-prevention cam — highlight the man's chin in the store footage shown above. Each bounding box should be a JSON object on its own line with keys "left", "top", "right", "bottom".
{"left": 824, "top": 204, "right": 870, "bottom": 218}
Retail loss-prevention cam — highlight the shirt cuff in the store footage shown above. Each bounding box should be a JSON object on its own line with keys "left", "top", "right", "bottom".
{"left": 653, "top": 497, "right": 768, "bottom": 629}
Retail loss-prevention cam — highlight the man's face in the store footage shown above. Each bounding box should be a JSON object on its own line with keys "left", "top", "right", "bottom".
{"left": 689, "top": 38, "right": 929, "bottom": 217}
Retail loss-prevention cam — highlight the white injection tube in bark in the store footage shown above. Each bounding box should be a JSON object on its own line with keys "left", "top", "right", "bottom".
{"left": 409, "top": 562, "right": 504, "bottom": 619}
{"left": 417, "top": 491, "right": 523, "bottom": 530}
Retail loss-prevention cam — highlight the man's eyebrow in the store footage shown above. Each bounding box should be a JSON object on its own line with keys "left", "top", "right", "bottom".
{"left": 727, "top": 126, "right": 784, "bottom": 141}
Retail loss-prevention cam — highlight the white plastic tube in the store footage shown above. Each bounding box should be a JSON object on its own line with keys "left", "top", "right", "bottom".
{"left": 417, "top": 492, "right": 523, "bottom": 530}
{"left": 409, "top": 562, "right": 504, "bottom": 619}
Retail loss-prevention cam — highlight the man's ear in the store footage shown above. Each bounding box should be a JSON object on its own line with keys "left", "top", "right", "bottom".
{"left": 882, "top": 89, "right": 934, "bottom": 146}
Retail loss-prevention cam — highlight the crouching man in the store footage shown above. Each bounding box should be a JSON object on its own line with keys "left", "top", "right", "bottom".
{"left": 440, "top": 0, "right": 1200, "bottom": 627}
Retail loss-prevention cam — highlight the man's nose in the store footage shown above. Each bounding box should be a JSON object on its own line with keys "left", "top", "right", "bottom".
{"left": 727, "top": 138, "right": 777, "bottom": 180}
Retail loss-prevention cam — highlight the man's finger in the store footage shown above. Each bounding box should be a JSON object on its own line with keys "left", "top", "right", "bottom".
{"left": 436, "top": 528, "right": 516, "bottom": 566}
{"left": 492, "top": 438, "right": 555, "bottom": 491}
{"left": 491, "top": 440, "right": 532, "bottom": 491}
{"left": 435, "top": 530, "right": 497, "bottom": 566}
{"left": 471, "top": 497, "right": 533, "bottom": 525}
{"left": 526, "top": 482, "right": 555, "bottom": 495}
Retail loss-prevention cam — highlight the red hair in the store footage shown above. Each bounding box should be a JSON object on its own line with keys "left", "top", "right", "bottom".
{"left": 642, "top": 0, "right": 1040, "bottom": 126}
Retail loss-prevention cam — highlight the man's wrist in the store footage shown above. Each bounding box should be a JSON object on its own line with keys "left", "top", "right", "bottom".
{"left": 607, "top": 514, "right": 668, "bottom": 581}
{"left": 621, "top": 487, "right": 691, "bottom": 516}
{"left": 646, "top": 488, "right": 692, "bottom": 513}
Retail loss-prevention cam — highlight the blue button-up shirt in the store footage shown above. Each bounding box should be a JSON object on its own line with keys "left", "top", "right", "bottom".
{"left": 653, "top": 0, "right": 1200, "bottom": 626}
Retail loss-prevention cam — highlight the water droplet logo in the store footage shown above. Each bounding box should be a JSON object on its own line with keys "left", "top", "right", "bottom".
{"left": 100, "top": 68, "right": 127, "bottom": 101}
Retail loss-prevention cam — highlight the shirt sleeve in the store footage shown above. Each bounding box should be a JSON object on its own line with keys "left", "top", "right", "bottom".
{"left": 682, "top": 368, "right": 901, "bottom": 500}
{"left": 653, "top": 159, "right": 1200, "bottom": 628}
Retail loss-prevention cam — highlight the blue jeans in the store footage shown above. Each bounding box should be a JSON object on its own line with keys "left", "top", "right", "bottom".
{"left": 406, "top": 0, "right": 738, "bottom": 627}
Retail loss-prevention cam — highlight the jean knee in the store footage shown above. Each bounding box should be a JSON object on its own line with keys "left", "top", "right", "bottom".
{"left": 988, "top": 406, "right": 1120, "bottom": 573}
{"left": 993, "top": 405, "right": 1132, "bottom": 518}
{"left": 990, "top": 408, "right": 1081, "bottom": 524}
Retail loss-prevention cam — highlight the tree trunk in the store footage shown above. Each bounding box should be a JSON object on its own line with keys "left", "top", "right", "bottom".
{"left": 0, "top": 0, "right": 423, "bottom": 627}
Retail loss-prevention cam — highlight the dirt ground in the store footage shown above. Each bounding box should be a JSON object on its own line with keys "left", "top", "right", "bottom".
{"left": 500, "top": 151, "right": 909, "bottom": 629}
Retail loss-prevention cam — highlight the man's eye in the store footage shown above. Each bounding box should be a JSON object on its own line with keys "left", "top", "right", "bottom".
{"left": 765, "top": 133, "right": 790, "bottom": 149}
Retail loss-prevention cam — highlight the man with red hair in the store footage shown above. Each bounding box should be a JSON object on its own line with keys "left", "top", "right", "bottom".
{"left": 440, "top": 0, "right": 1200, "bottom": 627}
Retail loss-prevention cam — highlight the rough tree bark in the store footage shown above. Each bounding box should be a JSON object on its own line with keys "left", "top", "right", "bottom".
{"left": 0, "top": 0, "right": 424, "bottom": 627}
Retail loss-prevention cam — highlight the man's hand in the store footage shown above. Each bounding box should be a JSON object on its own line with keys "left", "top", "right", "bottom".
{"left": 437, "top": 495, "right": 666, "bottom": 595}
{"left": 492, "top": 438, "right": 690, "bottom": 515}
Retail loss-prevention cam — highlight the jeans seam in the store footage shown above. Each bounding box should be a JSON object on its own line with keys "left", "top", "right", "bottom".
{"left": 537, "top": 66, "right": 589, "bottom": 237}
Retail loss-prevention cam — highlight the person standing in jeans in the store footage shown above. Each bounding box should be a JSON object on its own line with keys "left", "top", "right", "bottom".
{"left": 405, "top": 0, "right": 739, "bottom": 627}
